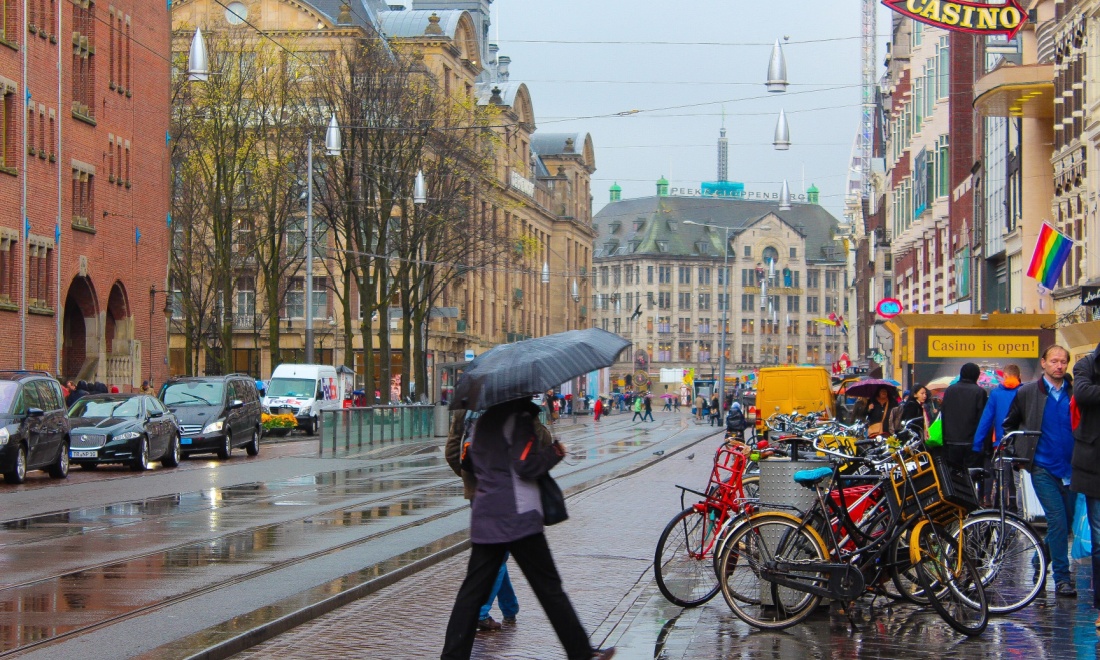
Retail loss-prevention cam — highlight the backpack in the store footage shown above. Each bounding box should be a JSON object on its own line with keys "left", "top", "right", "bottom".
{"left": 459, "top": 412, "right": 480, "bottom": 473}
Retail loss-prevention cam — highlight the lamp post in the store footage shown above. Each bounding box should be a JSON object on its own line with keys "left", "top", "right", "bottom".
{"left": 148, "top": 286, "right": 174, "bottom": 386}
{"left": 684, "top": 220, "right": 732, "bottom": 414}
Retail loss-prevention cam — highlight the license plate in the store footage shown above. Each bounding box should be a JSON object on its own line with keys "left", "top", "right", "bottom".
{"left": 180, "top": 438, "right": 192, "bottom": 445}
{"left": 70, "top": 450, "right": 97, "bottom": 459}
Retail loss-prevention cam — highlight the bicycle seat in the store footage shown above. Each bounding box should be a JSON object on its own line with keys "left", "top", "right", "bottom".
{"left": 792, "top": 466, "right": 833, "bottom": 488}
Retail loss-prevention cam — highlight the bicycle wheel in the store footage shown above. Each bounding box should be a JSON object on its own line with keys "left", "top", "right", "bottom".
{"left": 958, "top": 512, "right": 1047, "bottom": 614}
{"left": 887, "top": 532, "right": 930, "bottom": 604}
{"left": 911, "top": 521, "right": 988, "bottom": 636}
{"left": 654, "top": 507, "right": 722, "bottom": 607}
{"left": 712, "top": 512, "right": 759, "bottom": 605}
{"left": 742, "top": 475, "right": 760, "bottom": 500}
{"left": 717, "top": 512, "right": 828, "bottom": 630}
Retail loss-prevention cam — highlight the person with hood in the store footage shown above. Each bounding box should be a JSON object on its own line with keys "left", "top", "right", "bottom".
{"left": 593, "top": 396, "right": 603, "bottom": 422}
{"left": 973, "top": 365, "right": 1022, "bottom": 454}
{"left": 1072, "top": 341, "right": 1100, "bottom": 622}
{"left": 938, "top": 363, "right": 989, "bottom": 469}
{"left": 1003, "top": 345, "right": 1076, "bottom": 598}
{"left": 66, "top": 380, "right": 90, "bottom": 407}
{"left": 441, "top": 398, "right": 614, "bottom": 660}
{"left": 726, "top": 401, "right": 747, "bottom": 437}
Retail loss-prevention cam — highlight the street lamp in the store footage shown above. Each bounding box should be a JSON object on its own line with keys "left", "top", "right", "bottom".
{"left": 684, "top": 219, "right": 733, "bottom": 414}
{"left": 304, "top": 116, "right": 343, "bottom": 364}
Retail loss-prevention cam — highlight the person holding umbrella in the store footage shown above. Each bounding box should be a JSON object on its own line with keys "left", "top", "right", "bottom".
{"left": 440, "top": 397, "right": 613, "bottom": 659}
{"left": 863, "top": 386, "right": 896, "bottom": 437}
{"left": 643, "top": 393, "right": 655, "bottom": 422}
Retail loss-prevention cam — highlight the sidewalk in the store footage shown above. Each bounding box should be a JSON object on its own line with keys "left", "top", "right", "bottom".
{"left": 233, "top": 427, "right": 720, "bottom": 659}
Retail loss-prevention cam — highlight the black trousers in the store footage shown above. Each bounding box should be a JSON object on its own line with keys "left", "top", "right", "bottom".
{"left": 441, "top": 532, "right": 592, "bottom": 660}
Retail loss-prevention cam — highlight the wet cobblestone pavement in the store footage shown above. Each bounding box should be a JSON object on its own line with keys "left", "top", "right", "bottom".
{"left": 235, "top": 431, "right": 1100, "bottom": 660}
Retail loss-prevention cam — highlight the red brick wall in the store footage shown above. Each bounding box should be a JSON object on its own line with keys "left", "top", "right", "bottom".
{"left": 948, "top": 32, "right": 979, "bottom": 252}
{"left": 0, "top": 1, "right": 170, "bottom": 387}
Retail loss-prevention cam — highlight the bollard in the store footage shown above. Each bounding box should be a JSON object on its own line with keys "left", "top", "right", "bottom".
{"left": 344, "top": 409, "right": 351, "bottom": 451}
{"left": 357, "top": 409, "right": 364, "bottom": 447}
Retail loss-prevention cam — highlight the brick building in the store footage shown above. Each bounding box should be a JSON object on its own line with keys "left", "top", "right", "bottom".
{"left": 0, "top": 0, "right": 171, "bottom": 386}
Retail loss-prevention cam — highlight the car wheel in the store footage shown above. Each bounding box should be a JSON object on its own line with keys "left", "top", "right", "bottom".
{"left": 130, "top": 438, "right": 150, "bottom": 471}
{"left": 245, "top": 429, "right": 259, "bottom": 456}
{"left": 4, "top": 444, "right": 26, "bottom": 484}
{"left": 48, "top": 440, "right": 70, "bottom": 479}
{"left": 162, "top": 434, "right": 181, "bottom": 468}
{"left": 216, "top": 434, "right": 232, "bottom": 460}
{"left": 305, "top": 417, "right": 317, "bottom": 436}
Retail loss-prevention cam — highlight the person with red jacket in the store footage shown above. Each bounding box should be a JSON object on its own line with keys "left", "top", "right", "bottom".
{"left": 593, "top": 397, "right": 603, "bottom": 421}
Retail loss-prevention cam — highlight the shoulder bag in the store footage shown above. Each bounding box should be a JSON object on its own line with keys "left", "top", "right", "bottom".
{"left": 538, "top": 474, "right": 568, "bottom": 525}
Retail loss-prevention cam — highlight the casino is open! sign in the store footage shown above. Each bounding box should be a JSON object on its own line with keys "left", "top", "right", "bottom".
{"left": 882, "top": 0, "right": 1025, "bottom": 38}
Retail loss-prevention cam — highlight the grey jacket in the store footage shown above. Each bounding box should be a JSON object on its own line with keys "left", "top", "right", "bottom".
{"left": 469, "top": 400, "right": 562, "bottom": 544}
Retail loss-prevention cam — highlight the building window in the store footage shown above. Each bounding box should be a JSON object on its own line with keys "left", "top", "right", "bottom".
{"left": 717, "top": 267, "right": 729, "bottom": 286}
{"left": 658, "top": 266, "right": 671, "bottom": 284}
{"left": 698, "top": 293, "right": 711, "bottom": 310}
{"left": 657, "top": 342, "right": 672, "bottom": 362}
{"left": 124, "top": 140, "right": 130, "bottom": 185}
{"left": 647, "top": 291, "right": 655, "bottom": 309}
{"left": 235, "top": 276, "right": 255, "bottom": 328}
{"left": 657, "top": 316, "right": 670, "bottom": 333}
{"left": 658, "top": 291, "right": 671, "bottom": 310}
{"left": 312, "top": 277, "right": 328, "bottom": 318}
{"left": 678, "top": 266, "right": 691, "bottom": 285}
{"left": 612, "top": 266, "right": 621, "bottom": 286}
{"left": 743, "top": 245, "right": 751, "bottom": 258}
{"left": 742, "top": 318, "right": 755, "bottom": 334}
{"left": 678, "top": 341, "right": 692, "bottom": 362}
{"left": 27, "top": 240, "right": 52, "bottom": 309}
{"left": 0, "top": 230, "right": 17, "bottom": 303}
{"left": 287, "top": 217, "right": 305, "bottom": 253}
{"left": 647, "top": 265, "right": 654, "bottom": 284}
{"left": 741, "top": 343, "right": 754, "bottom": 363}
{"left": 806, "top": 296, "right": 819, "bottom": 314}
{"left": 71, "top": 167, "right": 94, "bottom": 229}
{"left": 678, "top": 292, "right": 691, "bottom": 310}
{"left": 0, "top": 0, "right": 15, "bottom": 44}
{"left": 741, "top": 294, "right": 754, "bottom": 311}
{"left": 717, "top": 293, "right": 729, "bottom": 312}
{"left": 600, "top": 266, "right": 608, "bottom": 287}
{"left": 285, "top": 277, "right": 304, "bottom": 319}
{"left": 787, "top": 295, "right": 800, "bottom": 312}
{"left": 789, "top": 247, "right": 797, "bottom": 258}
{"left": 108, "top": 7, "right": 115, "bottom": 88}
{"left": 0, "top": 83, "right": 14, "bottom": 171}
{"left": 124, "top": 16, "right": 131, "bottom": 94}
{"left": 807, "top": 270, "right": 819, "bottom": 288}
{"left": 678, "top": 317, "right": 691, "bottom": 334}
{"left": 825, "top": 271, "right": 839, "bottom": 289}
{"left": 71, "top": 0, "right": 96, "bottom": 121}
{"left": 698, "top": 267, "right": 711, "bottom": 285}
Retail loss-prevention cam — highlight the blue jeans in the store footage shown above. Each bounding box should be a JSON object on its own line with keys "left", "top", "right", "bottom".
{"left": 1031, "top": 466, "right": 1076, "bottom": 585}
{"left": 479, "top": 554, "right": 518, "bottom": 620}
{"left": 1086, "top": 497, "right": 1100, "bottom": 608}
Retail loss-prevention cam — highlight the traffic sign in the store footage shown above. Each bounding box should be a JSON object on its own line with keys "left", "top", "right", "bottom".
{"left": 876, "top": 298, "right": 903, "bottom": 319}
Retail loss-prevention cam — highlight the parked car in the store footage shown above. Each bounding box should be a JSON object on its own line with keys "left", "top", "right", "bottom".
{"left": 160, "top": 374, "right": 262, "bottom": 459}
{"left": 68, "top": 395, "right": 181, "bottom": 471}
{"left": 0, "top": 371, "right": 71, "bottom": 484}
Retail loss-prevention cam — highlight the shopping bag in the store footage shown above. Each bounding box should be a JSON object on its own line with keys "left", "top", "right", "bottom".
{"left": 1072, "top": 493, "right": 1092, "bottom": 560}
{"left": 926, "top": 414, "right": 943, "bottom": 448}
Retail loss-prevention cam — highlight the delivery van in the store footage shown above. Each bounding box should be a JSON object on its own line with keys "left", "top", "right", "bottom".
{"left": 263, "top": 364, "right": 340, "bottom": 434}
{"left": 755, "top": 366, "right": 835, "bottom": 437}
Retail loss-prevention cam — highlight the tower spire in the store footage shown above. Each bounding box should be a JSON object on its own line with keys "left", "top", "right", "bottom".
{"left": 717, "top": 110, "right": 728, "bottom": 183}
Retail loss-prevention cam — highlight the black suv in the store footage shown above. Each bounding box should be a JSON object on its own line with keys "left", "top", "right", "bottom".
{"left": 160, "top": 374, "right": 262, "bottom": 459}
{"left": 0, "top": 372, "right": 71, "bottom": 483}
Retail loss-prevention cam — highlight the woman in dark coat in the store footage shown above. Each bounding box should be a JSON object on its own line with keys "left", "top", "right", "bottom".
{"left": 440, "top": 398, "right": 614, "bottom": 660}
{"left": 863, "top": 386, "right": 895, "bottom": 436}
{"left": 899, "top": 384, "right": 932, "bottom": 438}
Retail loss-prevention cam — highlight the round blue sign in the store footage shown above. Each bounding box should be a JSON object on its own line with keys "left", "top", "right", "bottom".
{"left": 876, "top": 298, "right": 902, "bottom": 318}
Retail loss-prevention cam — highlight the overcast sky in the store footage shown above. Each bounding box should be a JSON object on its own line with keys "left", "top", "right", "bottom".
{"left": 494, "top": 0, "right": 891, "bottom": 220}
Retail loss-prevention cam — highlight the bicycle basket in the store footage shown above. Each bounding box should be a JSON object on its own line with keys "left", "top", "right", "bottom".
{"left": 886, "top": 449, "right": 968, "bottom": 525}
{"left": 706, "top": 445, "right": 749, "bottom": 510}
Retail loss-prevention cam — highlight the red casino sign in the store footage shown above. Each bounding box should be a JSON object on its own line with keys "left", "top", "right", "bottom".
{"left": 882, "top": 0, "right": 1025, "bottom": 38}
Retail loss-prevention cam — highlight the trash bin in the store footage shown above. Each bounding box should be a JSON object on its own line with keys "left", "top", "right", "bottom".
{"left": 434, "top": 403, "right": 452, "bottom": 438}
{"left": 757, "top": 456, "right": 827, "bottom": 605}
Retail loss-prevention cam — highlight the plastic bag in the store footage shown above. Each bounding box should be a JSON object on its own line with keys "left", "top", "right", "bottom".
{"left": 1072, "top": 493, "right": 1092, "bottom": 560}
{"left": 926, "top": 414, "right": 943, "bottom": 448}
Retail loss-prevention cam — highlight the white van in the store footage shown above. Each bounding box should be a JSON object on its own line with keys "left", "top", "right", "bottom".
{"left": 263, "top": 364, "right": 340, "bottom": 434}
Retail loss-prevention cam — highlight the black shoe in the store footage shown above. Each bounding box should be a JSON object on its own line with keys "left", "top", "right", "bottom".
{"left": 1056, "top": 582, "right": 1078, "bottom": 598}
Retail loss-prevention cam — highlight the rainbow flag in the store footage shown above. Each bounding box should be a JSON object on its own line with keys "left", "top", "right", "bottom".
{"left": 1027, "top": 222, "right": 1074, "bottom": 290}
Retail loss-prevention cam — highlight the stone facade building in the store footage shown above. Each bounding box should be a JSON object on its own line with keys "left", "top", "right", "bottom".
{"left": 0, "top": 0, "right": 171, "bottom": 386}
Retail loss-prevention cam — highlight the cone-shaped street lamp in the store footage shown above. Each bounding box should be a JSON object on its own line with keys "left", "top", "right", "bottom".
{"left": 413, "top": 170, "right": 427, "bottom": 205}
{"left": 325, "top": 115, "right": 341, "bottom": 156}
{"left": 572, "top": 279, "right": 579, "bottom": 302}
{"left": 779, "top": 179, "right": 792, "bottom": 210}
{"left": 188, "top": 28, "right": 209, "bottom": 82}
{"left": 773, "top": 109, "right": 791, "bottom": 151}
{"left": 542, "top": 261, "right": 550, "bottom": 284}
{"left": 766, "top": 40, "right": 788, "bottom": 92}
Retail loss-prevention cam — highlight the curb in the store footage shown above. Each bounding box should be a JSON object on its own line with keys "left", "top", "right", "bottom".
{"left": 173, "top": 428, "right": 720, "bottom": 660}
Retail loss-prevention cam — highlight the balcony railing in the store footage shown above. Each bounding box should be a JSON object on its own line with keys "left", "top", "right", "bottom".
{"left": 234, "top": 314, "right": 255, "bottom": 329}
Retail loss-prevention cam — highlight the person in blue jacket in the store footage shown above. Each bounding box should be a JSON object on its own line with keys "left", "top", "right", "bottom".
{"left": 973, "top": 364, "right": 1022, "bottom": 453}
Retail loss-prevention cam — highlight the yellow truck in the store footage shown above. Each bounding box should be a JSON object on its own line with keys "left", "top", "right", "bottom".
{"left": 754, "top": 366, "right": 835, "bottom": 436}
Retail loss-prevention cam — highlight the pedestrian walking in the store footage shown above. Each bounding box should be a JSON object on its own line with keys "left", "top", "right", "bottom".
{"left": 974, "top": 365, "right": 1022, "bottom": 453}
{"left": 673, "top": 396, "right": 680, "bottom": 412}
{"left": 1003, "top": 346, "right": 1077, "bottom": 598}
{"left": 898, "top": 385, "right": 933, "bottom": 437}
{"left": 662, "top": 395, "right": 672, "bottom": 412}
{"left": 631, "top": 396, "right": 644, "bottom": 422}
{"left": 938, "top": 363, "right": 988, "bottom": 469}
{"left": 726, "top": 402, "right": 747, "bottom": 438}
{"left": 643, "top": 394, "right": 655, "bottom": 422}
{"left": 709, "top": 394, "right": 720, "bottom": 426}
{"left": 694, "top": 395, "right": 705, "bottom": 423}
{"left": 862, "top": 386, "right": 896, "bottom": 437}
{"left": 593, "top": 397, "right": 603, "bottom": 422}
{"left": 440, "top": 397, "right": 614, "bottom": 660}
{"left": 1071, "top": 341, "right": 1100, "bottom": 624}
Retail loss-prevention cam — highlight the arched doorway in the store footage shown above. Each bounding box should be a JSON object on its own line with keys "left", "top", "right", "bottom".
{"left": 104, "top": 282, "right": 135, "bottom": 388}
{"left": 63, "top": 277, "right": 99, "bottom": 381}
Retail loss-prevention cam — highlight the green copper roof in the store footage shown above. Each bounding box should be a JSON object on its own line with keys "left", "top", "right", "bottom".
{"left": 657, "top": 175, "right": 669, "bottom": 185}
{"left": 610, "top": 182, "right": 622, "bottom": 192}
{"left": 807, "top": 183, "right": 819, "bottom": 193}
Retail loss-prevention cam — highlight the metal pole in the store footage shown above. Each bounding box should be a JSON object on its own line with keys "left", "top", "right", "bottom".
{"left": 305, "top": 138, "right": 314, "bottom": 363}
{"left": 718, "top": 227, "right": 730, "bottom": 415}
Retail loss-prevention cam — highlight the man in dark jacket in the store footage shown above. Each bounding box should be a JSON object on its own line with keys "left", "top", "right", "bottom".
{"left": 1072, "top": 341, "right": 1100, "bottom": 621}
{"left": 1004, "top": 345, "right": 1076, "bottom": 597}
{"left": 938, "top": 363, "right": 988, "bottom": 469}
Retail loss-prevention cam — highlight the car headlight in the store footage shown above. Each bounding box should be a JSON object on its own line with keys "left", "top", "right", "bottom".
{"left": 114, "top": 431, "right": 142, "bottom": 441}
{"left": 0, "top": 428, "right": 9, "bottom": 446}
{"left": 203, "top": 419, "right": 225, "bottom": 434}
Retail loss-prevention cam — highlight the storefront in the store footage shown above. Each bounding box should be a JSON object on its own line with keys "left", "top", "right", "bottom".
{"left": 883, "top": 314, "right": 1056, "bottom": 387}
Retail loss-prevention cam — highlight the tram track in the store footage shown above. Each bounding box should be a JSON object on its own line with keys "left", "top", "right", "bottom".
{"left": 1, "top": 418, "right": 712, "bottom": 657}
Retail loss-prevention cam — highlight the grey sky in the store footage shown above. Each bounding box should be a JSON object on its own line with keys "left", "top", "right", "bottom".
{"left": 494, "top": 0, "right": 889, "bottom": 220}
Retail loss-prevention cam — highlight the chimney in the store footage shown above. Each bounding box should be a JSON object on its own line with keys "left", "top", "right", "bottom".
{"left": 337, "top": 3, "right": 352, "bottom": 25}
{"left": 497, "top": 55, "right": 510, "bottom": 81}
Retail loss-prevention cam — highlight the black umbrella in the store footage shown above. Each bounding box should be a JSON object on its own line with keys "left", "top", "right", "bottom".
{"left": 449, "top": 328, "right": 632, "bottom": 411}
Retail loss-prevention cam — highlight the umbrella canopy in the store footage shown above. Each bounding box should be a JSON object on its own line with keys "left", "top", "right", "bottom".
{"left": 845, "top": 378, "right": 900, "bottom": 400}
{"left": 659, "top": 393, "right": 677, "bottom": 399}
{"left": 449, "top": 328, "right": 632, "bottom": 411}
{"left": 977, "top": 369, "right": 1004, "bottom": 389}
{"left": 926, "top": 376, "right": 956, "bottom": 392}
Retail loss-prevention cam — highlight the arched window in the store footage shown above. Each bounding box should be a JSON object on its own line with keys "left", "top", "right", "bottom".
{"left": 762, "top": 246, "right": 779, "bottom": 264}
